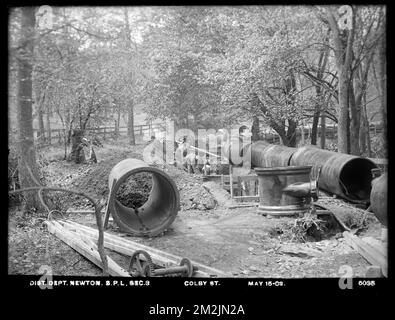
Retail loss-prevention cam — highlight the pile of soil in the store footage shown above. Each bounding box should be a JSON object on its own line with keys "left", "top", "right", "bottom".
{"left": 40, "top": 144, "right": 144, "bottom": 210}
{"left": 163, "top": 165, "right": 217, "bottom": 210}
{"left": 40, "top": 142, "right": 217, "bottom": 212}
{"left": 115, "top": 173, "right": 152, "bottom": 208}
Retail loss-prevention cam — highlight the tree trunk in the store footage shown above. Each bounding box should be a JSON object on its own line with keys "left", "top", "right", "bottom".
{"left": 68, "top": 129, "right": 86, "bottom": 163}
{"left": 313, "top": 32, "right": 330, "bottom": 148}
{"left": 338, "top": 72, "right": 350, "bottom": 154}
{"left": 376, "top": 23, "right": 387, "bottom": 157}
{"left": 359, "top": 109, "right": 366, "bottom": 155}
{"left": 16, "top": 7, "right": 41, "bottom": 210}
{"left": 361, "top": 94, "right": 372, "bottom": 157}
{"left": 286, "top": 120, "right": 297, "bottom": 147}
{"left": 349, "top": 79, "right": 360, "bottom": 155}
{"left": 115, "top": 105, "right": 121, "bottom": 139}
{"left": 46, "top": 106, "right": 51, "bottom": 145}
{"left": 346, "top": 109, "right": 351, "bottom": 154}
{"left": 128, "top": 103, "right": 135, "bottom": 145}
{"left": 277, "top": 120, "right": 297, "bottom": 147}
{"left": 327, "top": 8, "right": 355, "bottom": 154}
{"left": 320, "top": 114, "right": 326, "bottom": 149}
{"left": 311, "top": 111, "right": 319, "bottom": 145}
{"left": 251, "top": 116, "right": 260, "bottom": 142}
{"left": 37, "top": 104, "right": 45, "bottom": 145}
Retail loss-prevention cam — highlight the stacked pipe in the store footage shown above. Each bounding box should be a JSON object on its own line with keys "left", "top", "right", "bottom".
{"left": 229, "top": 141, "right": 377, "bottom": 203}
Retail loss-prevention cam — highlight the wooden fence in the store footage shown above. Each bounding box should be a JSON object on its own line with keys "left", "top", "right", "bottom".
{"left": 34, "top": 122, "right": 384, "bottom": 149}
{"left": 33, "top": 122, "right": 166, "bottom": 145}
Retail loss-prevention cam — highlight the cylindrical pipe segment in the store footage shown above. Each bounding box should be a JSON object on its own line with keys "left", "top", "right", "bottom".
{"left": 222, "top": 136, "right": 249, "bottom": 166}
{"left": 370, "top": 172, "right": 387, "bottom": 226}
{"left": 248, "top": 142, "right": 377, "bottom": 202}
{"left": 108, "top": 158, "right": 180, "bottom": 236}
{"left": 289, "top": 146, "right": 377, "bottom": 202}
{"left": 250, "top": 142, "right": 296, "bottom": 168}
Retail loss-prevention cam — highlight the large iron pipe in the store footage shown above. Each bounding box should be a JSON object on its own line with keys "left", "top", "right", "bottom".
{"left": 250, "top": 142, "right": 295, "bottom": 167}
{"left": 289, "top": 146, "right": 377, "bottom": 202}
{"left": 370, "top": 172, "right": 387, "bottom": 226}
{"left": 108, "top": 159, "right": 180, "bottom": 236}
{"left": 249, "top": 142, "right": 377, "bottom": 202}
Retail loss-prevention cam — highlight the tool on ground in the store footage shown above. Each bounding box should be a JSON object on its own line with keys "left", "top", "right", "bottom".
{"left": 128, "top": 250, "right": 195, "bottom": 277}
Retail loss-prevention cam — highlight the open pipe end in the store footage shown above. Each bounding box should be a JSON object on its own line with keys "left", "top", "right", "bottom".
{"left": 339, "top": 158, "right": 377, "bottom": 202}
{"left": 109, "top": 164, "right": 180, "bottom": 237}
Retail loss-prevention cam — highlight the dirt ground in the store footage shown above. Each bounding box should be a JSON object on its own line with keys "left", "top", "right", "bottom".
{"left": 8, "top": 137, "right": 383, "bottom": 278}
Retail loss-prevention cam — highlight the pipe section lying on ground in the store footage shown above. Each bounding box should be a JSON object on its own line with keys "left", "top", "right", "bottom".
{"left": 289, "top": 146, "right": 377, "bottom": 202}
{"left": 370, "top": 172, "right": 387, "bottom": 226}
{"left": 248, "top": 143, "right": 377, "bottom": 203}
{"left": 108, "top": 158, "right": 180, "bottom": 236}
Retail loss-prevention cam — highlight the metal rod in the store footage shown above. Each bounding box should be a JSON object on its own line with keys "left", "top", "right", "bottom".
{"left": 153, "top": 266, "right": 188, "bottom": 276}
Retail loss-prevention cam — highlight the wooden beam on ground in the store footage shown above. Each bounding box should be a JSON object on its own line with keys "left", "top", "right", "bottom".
{"left": 59, "top": 220, "right": 230, "bottom": 278}
{"left": 66, "top": 210, "right": 106, "bottom": 215}
{"left": 45, "top": 221, "right": 130, "bottom": 277}
{"left": 343, "top": 231, "right": 387, "bottom": 277}
{"left": 314, "top": 202, "right": 351, "bottom": 231}
{"left": 227, "top": 203, "right": 258, "bottom": 209}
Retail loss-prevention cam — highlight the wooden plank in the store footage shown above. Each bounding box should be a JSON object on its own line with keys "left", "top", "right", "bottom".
{"left": 66, "top": 210, "right": 106, "bottom": 215}
{"left": 343, "top": 231, "right": 387, "bottom": 277}
{"left": 45, "top": 221, "right": 130, "bottom": 277}
{"left": 204, "top": 175, "right": 256, "bottom": 183}
{"left": 50, "top": 221, "right": 130, "bottom": 277}
{"left": 59, "top": 220, "right": 229, "bottom": 278}
{"left": 61, "top": 220, "right": 226, "bottom": 278}
{"left": 227, "top": 203, "right": 258, "bottom": 209}
{"left": 233, "top": 196, "right": 259, "bottom": 201}
{"left": 236, "top": 175, "right": 258, "bottom": 182}
{"left": 361, "top": 236, "right": 387, "bottom": 258}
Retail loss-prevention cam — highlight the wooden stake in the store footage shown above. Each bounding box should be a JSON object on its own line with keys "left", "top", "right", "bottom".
{"left": 229, "top": 164, "right": 233, "bottom": 198}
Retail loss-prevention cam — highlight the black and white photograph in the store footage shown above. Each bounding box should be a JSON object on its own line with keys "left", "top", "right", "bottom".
{"left": 8, "top": 5, "right": 387, "bottom": 288}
